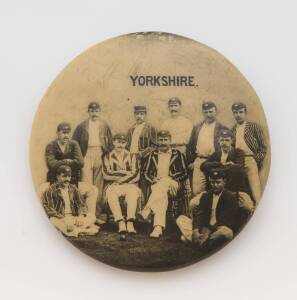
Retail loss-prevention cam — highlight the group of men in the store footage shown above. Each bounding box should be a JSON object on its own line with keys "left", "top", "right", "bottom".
{"left": 41, "top": 97, "right": 267, "bottom": 248}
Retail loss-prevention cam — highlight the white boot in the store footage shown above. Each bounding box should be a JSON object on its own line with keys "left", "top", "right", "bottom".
{"left": 127, "top": 221, "right": 137, "bottom": 234}
{"left": 150, "top": 226, "right": 163, "bottom": 238}
{"left": 118, "top": 220, "right": 127, "bottom": 233}
{"left": 79, "top": 225, "right": 100, "bottom": 236}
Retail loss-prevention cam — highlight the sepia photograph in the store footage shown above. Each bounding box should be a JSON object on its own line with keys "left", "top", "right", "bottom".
{"left": 3, "top": 1, "right": 297, "bottom": 299}
{"left": 30, "top": 32, "right": 270, "bottom": 271}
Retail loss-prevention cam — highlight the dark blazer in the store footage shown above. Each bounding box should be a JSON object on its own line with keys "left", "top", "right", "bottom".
{"left": 231, "top": 121, "right": 267, "bottom": 169}
{"left": 192, "top": 189, "right": 240, "bottom": 232}
{"left": 143, "top": 149, "right": 191, "bottom": 216}
{"left": 187, "top": 121, "right": 228, "bottom": 164}
{"left": 72, "top": 119, "right": 113, "bottom": 157}
{"left": 126, "top": 122, "right": 158, "bottom": 159}
{"left": 143, "top": 149, "right": 188, "bottom": 184}
{"left": 42, "top": 182, "right": 86, "bottom": 218}
{"left": 45, "top": 139, "right": 84, "bottom": 185}
{"left": 200, "top": 147, "right": 249, "bottom": 193}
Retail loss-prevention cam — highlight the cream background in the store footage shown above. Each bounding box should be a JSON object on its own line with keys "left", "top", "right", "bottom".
{"left": 30, "top": 33, "right": 270, "bottom": 188}
{"left": 1, "top": 1, "right": 296, "bottom": 300}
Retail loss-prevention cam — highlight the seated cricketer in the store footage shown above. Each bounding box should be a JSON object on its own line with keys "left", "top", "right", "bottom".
{"left": 176, "top": 169, "right": 242, "bottom": 248}
{"left": 42, "top": 165, "right": 99, "bottom": 237}
{"left": 42, "top": 122, "right": 98, "bottom": 224}
{"left": 140, "top": 130, "right": 188, "bottom": 238}
{"left": 200, "top": 129, "right": 250, "bottom": 195}
{"left": 102, "top": 133, "right": 142, "bottom": 240}
{"left": 45, "top": 122, "right": 84, "bottom": 185}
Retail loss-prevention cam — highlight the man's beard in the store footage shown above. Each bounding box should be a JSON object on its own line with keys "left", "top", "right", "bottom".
{"left": 213, "top": 188, "right": 222, "bottom": 195}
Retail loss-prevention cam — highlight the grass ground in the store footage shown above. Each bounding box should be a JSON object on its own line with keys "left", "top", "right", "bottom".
{"left": 68, "top": 222, "right": 209, "bottom": 271}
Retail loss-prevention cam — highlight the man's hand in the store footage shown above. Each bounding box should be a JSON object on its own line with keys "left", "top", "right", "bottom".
{"left": 152, "top": 177, "right": 160, "bottom": 184}
{"left": 75, "top": 215, "right": 85, "bottom": 227}
{"left": 63, "top": 159, "right": 73, "bottom": 165}
{"left": 116, "top": 175, "right": 132, "bottom": 184}
{"left": 118, "top": 170, "right": 132, "bottom": 176}
{"left": 54, "top": 213, "right": 64, "bottom": 219}
{"left": 238, "top": 192, "right": 254, "bottom": 212}
{"left": 169, "top": 182, "right": 178, "bottom": 196}
{"left": 222, "top": 161, "right": 234, "bottom": 166}
{"left": 66, "top": 224, "right": 75, "bottom": 232}
{"left": 192, "top": 229, "right": 201, "bottom": 244}
{"left": 188, "top": 163, "right": 194, "bottom": 170}
{"left": 192, "top": 228, "right": 210, "bottom": 245}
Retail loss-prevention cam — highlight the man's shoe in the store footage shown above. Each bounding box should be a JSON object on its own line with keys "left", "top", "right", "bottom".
{"left": 118, "top": 220, "right": 127, "bottom": 241}
{"left": 180, "top": 235, "right": 189, "bottom": 243}
{"left": 118, "top": 220, "right": 127, "bottom": 233}
{"left": 95, "top": 218, "right": 106, "bottom": 226}
{"left": 82, "top": 225, "right": 100, "bottom": 236}
{"left": 150, "top": 226, "right": 163, "bottom": 238}
{"left": 119, "top": 232, "right": 126, "bottom": 241}
{"left": 127, "top": 221, "right": 137, "bottom": 234}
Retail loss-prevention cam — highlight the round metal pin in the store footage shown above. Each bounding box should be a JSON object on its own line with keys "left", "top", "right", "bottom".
{"left": 30, "top": 32, "right": 270, "bottom": 271}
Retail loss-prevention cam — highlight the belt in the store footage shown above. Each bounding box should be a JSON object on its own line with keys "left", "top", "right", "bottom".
{"left": 171, "top": 143, "right": 187, "bottom": 147}
{"left": 195, "top": 154, "right": 209, "bottom": 159}
{"left": 244, "top": 154, "right": 254, "bottom": 157}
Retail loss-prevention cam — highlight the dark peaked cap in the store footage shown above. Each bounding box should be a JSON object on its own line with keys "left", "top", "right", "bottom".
{"left": 134, "top": 105, "right": 147, "bottom": 112}
{"left": 202, "top": 101, "right": 216, "bottom": 110}
{"left": 209, "top": 168, "right": 225, "bottom": 180}
{"left": 157, "top": 130, "right": 171, "bottom": 138}
{"left": 232, "top": 102, "right": 247, "bottom": 111}
{"left": 57, "top": 165, "right": 72, "bottom": 175}
{"left": 168, "top": 97, "right": 181, "bottom": 105}
{"left": 88, "top": 101, "right": 101, "bottom": 110}
{"left": 219, "top": 129, "right": 234, "bottom": 138}
{"left": 57, "top": 122, "right": 71, "bottom": 132}
{"left": 113, "top": 133, "right": 127, "bottom": 141}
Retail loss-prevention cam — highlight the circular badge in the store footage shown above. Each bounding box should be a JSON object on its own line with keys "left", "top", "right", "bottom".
{"left": 30, "top": 32, "right": 270, "bottom": 271}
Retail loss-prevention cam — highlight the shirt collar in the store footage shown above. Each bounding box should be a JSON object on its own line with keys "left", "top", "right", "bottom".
{"left": 158, "top": 148, "right": 172, "bottom": 155}
{"left": 57, "top": 140, "right": 68, "bottom": 151}
{"left": 237, "top": 121, "right": 247, "bottom": 127}
{"left": 213, "top": 190, "right": 223, "bottom": 198}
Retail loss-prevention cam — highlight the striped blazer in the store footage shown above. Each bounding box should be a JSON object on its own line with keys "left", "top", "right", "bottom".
{"left": 126, "top": 122, "right": 158, "bottom": 158}
{"left": 42, "top": 183, "right": 86, "bottom": 218}
{"left": 102, "top": 149, "right": 140, "bottom": 184}
{"left": 231, "top": 121, "right": 267, "bottom": 168}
